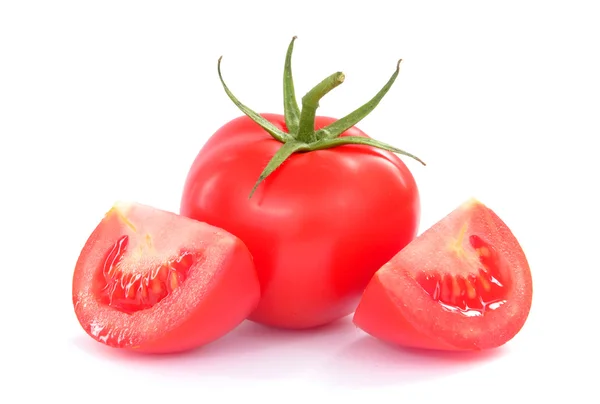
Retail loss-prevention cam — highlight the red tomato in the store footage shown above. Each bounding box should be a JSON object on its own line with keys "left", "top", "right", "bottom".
{"left": 180, "top": 114, "right": 420, "bottom": 328}
{"left": 180, "top": 38, "right": 424, "bottom": 329}
{"left": 72, "top": 202, "right": 260, "bottom": 354}
{"left": 353, "top": 198, "right": 533, "bottom": 351}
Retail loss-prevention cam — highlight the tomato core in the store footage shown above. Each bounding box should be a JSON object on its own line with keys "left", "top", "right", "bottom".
{"left": 98, "top": 234, "right": 198, "bottom": 314}
{"left": 415, "top": 234, "right": 509, "bottom": 317}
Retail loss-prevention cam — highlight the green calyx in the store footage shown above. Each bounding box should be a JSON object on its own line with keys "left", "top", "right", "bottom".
{"left": 217, "top": 36, "right": 425, "bottom": 198}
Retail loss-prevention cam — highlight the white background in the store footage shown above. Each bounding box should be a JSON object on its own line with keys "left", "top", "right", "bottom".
{"left": 1, "top": 1, "right": 598, "bottom": 402}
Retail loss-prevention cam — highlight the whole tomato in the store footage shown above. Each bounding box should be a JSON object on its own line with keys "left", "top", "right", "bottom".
{"left": 180, "top": 37, "right": 424, "bottom": 329}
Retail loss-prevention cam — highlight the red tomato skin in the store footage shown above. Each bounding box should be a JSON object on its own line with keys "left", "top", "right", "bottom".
{"left": 180, "top": 113, "right": 420, "bottom": 329}
{"left": 352, "top": 273, "right": 457, "bottom": 351}
{"left": 72, "top": 204, "right": 261, "bottom": 354}
{"left": 353, "top": 199, "right": 533, "bottom": 351}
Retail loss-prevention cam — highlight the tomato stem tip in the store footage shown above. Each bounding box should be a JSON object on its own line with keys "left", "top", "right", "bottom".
{"left": 296, "top": 71, "right": 346, "bottom": 143}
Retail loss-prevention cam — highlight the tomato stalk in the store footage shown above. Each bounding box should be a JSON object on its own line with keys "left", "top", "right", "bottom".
{"left": 296, "top": 71, "right": 345, "bottom": 143}
{"left": 283, "top": 36, "right": 300, "bottom": 134}
{"left": 217, "top": 37, "right": 426, "bottom": 198}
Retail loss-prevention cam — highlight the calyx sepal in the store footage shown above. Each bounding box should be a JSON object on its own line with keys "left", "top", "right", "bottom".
{"left": 217, "top": 37, "right": 425, "bottom": 198}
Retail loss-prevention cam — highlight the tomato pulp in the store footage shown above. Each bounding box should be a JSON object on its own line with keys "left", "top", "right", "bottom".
{"left": 353, "top": 198, "right": 533, "bottom": 351}
{"left": 72, "top": 202, "right": 260, "bottom": 353}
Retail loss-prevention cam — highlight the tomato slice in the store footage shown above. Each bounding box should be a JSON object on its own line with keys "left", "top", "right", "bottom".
{"left": 72, "top": 202, "right": 260, "bottom": 354}
{"left": 352, "top": 198, "right": 533, "bottom": 351}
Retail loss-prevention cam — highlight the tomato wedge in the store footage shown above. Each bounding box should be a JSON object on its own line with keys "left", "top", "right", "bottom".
{"left": 72, "top": 202, "right": 260, "bottom": 354}
{"left": 353, "top": 198, "right": 533, "bottom": 351}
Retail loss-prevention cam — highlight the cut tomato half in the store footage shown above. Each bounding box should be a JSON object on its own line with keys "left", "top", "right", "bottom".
{"left": 353, "top": 198, "right": 533, "bottom": 351}
{"left": 72, "top": 202, "right": 260, "bottom": 354}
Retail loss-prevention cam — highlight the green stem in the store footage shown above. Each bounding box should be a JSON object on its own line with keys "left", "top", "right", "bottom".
{"left": 216, "top": 40, "right": 425, "bottom": 200}
{"left": 218, "top": 57, "right": 292, "bottom": 143}
{"left": 314, "top": 59, "right": 403, "bottom": 140}
{"left": 248, "top": 140, "right": 309, "bottom": 198}
{"left": 310, "top": 135, "right": 426, "bottom": 165}
{"left": 296, "top": 72, "right": 345, "bottom": 143}
{"left": 283, "top": 36, "right": 300, "bottom": 135}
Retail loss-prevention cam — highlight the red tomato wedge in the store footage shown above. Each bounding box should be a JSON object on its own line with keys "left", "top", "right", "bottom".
{"left": 353, "top": 198, "right": 533, "bottom": 351}
{"left": 72, "top": 202, "right": 260, "bottom": 354}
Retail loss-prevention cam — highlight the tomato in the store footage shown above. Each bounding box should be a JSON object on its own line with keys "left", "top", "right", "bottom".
{"left": 179, "top": 38, "right": 424, "bottom": 329}
{"left": 353, "top": 198, "right": 533, "bottom": 351}
{"left": 72, "top": 202, "right": 260, "bottom": 354}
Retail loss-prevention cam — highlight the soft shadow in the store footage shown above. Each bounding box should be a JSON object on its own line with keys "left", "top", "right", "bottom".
{"left": 315, "top": 334, "right": 507, "bottom": 387}
{"left": 72, "top": 317, "right": 357, "bottom": 380}
{"left": 71, "top": 318, "right": 505, "bottom": 385}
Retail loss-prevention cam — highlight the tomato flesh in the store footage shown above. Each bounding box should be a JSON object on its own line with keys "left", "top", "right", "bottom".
{"left": 414, "top": 233, "right": 509, "bottom": 317}
{"left": 353, "top": 198, "right": 533, "bottom": 351}
{"left": 72, "top": 202, "right": 260, "bottom": 354}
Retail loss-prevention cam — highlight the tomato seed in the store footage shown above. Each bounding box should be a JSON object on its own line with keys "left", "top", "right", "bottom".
{"left": 150, "top": 277, "right": 163, "bottom": 294}
{"left": 465, "top": 276, "right": 477, "bottom": 299}
{"left": 168, "top": 271, "right": 179, "bottom": 292}
{"left": 415, "top": 235, "right": 509, "bottom": 316}
{"left": 478, "top": 269, "right": 492, "bottom": 292}
{"left": 98, "top": 237, "right": 197, "bottom": 314}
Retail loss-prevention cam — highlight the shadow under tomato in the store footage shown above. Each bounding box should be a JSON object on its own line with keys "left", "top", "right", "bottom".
{"left": 71, "top": 316, "right": 359, "bottom": 380}
{"left": 315, "top": 334, "right": 507, "bottom": 387}
{"left": 71, "top": 317, "right": 505, "bottom": 385}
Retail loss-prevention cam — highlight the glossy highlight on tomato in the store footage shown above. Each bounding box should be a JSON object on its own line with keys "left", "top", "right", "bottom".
{"left": 72, "top": 202, "right": 260, "bottom": 354}
{"left": 181, "top": 115, "right": 420, "bottom": 329}
{"left": 180, "top": 37, "right": 423, "bottom": 329}
{"left": 353, "top": 198, "right": 533, "bottom": 351}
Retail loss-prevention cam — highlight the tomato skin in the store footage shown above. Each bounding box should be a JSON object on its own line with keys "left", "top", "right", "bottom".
{"left": 72, "top": 203, "right": 260, "bottom": 354}
{"left": 352, "top": 273, "right": 457, "bottom": 350}
{"left": 180, "top": 113, "right": 420, "bottom": 329}
{"left": 353, "top": 199, "right": 533, "bottom": 351}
